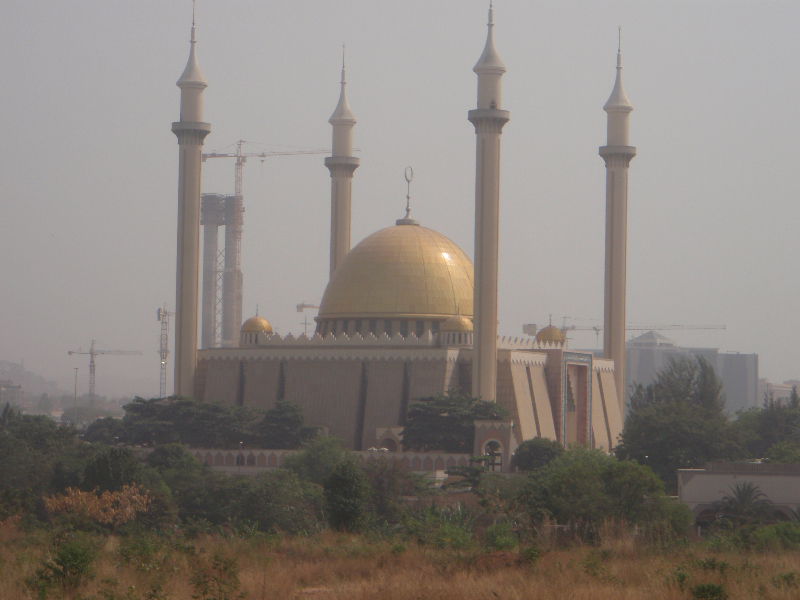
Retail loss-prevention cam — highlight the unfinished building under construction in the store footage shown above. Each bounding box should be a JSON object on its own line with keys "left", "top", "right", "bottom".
{"left": 200, "top": 193, "right": 243, "bottom": 348}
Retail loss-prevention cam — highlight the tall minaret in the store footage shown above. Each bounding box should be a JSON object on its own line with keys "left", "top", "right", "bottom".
{"left": 599, "top": 35, "right": 635, "bottom": 413}
{"left": 172, "top": 13, "right": 211, "bottom": 397}
{"left": 469, "top": 4, "right": 509, "bottom": 401}
{"left": 325, "top": 48, "right": 359, "bottom": 278}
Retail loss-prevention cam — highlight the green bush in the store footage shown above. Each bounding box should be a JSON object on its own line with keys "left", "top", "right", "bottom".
{"left": 190, "top": 552, "right": 246, "bottom": 600}
{"left": 435, "top": 522, "right": 473, "bottom": 549}
{"left": 229, "top": 470, "right": 319, "bottom": 534}
{"left": 690, "top": 583, "right": 728, "bottom": 600}
{"left": 283, "top": 436, "right": 346, "bottom": 485}
{"left": 323, "top": 460, "right": 371, "bottom": 532}
{"left": 402, "top": 503, "right": 476, "bottom": 548}
{"left": 753, "top": 522, "right": 800, "bottom": 551}
{"left": 28, "top": 535, "right": 99, "bottom": 595}
{"left": 482, "top": 521, "right": 517, "bottom": 551}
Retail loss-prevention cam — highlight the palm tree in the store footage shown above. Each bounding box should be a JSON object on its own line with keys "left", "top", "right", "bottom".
{"left": 712, "top": 482, "right": 777, "bottom": 525}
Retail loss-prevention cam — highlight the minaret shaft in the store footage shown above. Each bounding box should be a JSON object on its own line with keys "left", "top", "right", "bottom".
{"left": 600, "top": 49, "right": 634, "bottom": 413}
{"left": 601, "top": 154, "right": 633, "bottom": 409}
{"left": 470, "top": 6, "right": 508, "bottom": 401}
{"left": 172, "top": 22, "right": 210, "bottom": 397}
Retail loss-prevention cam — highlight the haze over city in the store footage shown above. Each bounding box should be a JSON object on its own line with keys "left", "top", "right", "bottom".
{"left": 1, "top": 1, "right": 798, "bottom": 399}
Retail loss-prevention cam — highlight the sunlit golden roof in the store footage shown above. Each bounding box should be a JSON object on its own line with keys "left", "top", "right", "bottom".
{"left": 441, "top": 314, "right": 473, "bottom": 332}
{"left": 535, "top": 325, "right": 566, "bottom": 344}
{"left": 318, "top": 223, "right": 474, "bottom": 319}
{"left": 240, "top": 315, "right": 273, "bottom": 334}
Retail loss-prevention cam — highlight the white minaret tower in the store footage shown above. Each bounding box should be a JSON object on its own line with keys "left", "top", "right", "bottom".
{"left": 600, "top": 33, "right": 635, "bottom": 413}
{"left": 172, "top": 12, "right": 211, "bottom": 397}
{"left": 325, "top": 47, "right": 359, "bottom": 278}
{"left": 469, "top": 4, "right": 509, "bottom": 401}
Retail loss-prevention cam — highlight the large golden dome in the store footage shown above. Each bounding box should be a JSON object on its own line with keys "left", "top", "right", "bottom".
{"left": 318, "top": 223, "right": 474, "bottom": 321}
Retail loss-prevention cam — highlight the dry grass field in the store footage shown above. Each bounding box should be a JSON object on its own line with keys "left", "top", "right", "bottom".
{"left": 2, "top": 518, "right": 800, "bottom": 600}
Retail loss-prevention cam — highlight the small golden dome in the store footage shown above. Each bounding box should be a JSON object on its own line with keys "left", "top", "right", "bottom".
{"left": 441, "top": 314, "right": 473, "bottom": 333}
{"left": 318, "top": 223, "right": 474, "bottom": 320}
{"left": 535, "top": 325, "right": 566, "bottom": 344}
{"left": 241, "top": 315, "right": 273, "bottom": 334}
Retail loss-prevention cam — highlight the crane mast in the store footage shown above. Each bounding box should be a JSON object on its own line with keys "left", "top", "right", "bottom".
{"left": 68, "top": 340, "right": 142, "bottom": 401}
{"left": 157, "top": 306, "right": 174, "bottom": 398}
{"left": 200, "top": 141, "right": 331, "bottom": 348}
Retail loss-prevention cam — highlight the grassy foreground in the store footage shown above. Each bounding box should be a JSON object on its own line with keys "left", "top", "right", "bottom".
{"left": 2, "top": 518, "right": 800, "bottom": 600}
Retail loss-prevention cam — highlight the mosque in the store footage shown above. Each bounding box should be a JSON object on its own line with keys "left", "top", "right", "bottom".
{"left": 170, "top": 7, "right": 634, "bottom": 463}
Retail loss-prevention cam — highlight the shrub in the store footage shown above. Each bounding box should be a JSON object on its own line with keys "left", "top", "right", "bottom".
{"left": 511, "top": 437, "right": 564, "bottom": 472}
{"left": 482, "top": 521, "right": 517, "bottom": 551}
{"left": 190, "top": 552, "right": 246, "bottom": 600}
{"left": 229, "top": 470, "right": 319, "bottom": 534}
{"left": 402, "top": 503, "right": 476, "bottom": 548}
{"left": 27, "top": 535, "right": 99, "bottom": 595}
{"left": 690, "top": 583, "right": 728, "bottom": 600}
{"left": 283, "top": 435, "right": 346, "bottom": 485}
{"left": 82, "top": 447, "right": 143, "bottom": 493}
{"left": 323, "top": 460, "right": 371, "bottom": 532}
{"left": 44, "top": 485, "right": 150, "bottom": 528}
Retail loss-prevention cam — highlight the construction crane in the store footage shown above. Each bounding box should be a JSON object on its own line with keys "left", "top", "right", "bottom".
{"left": 202, "top": 140, "right": 333, "bottom": 199}
{"left": 523, "top": 319, "right": 726, "bottom": 344}
{"left": 297, "top": 301, "right": 320, "bottom": 336}
{"left": 200, "top": 141, "right": 333, "bottom": 349}
{"left": 68, "top": 340, "right": 142, "bottom": 401}
{"left": 157, "top": 306, "right": 174, "bottom": 399}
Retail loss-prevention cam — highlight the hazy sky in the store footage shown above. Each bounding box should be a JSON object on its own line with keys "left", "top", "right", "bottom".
{"left": 1, "top": 1, "right": 798, "bottom": 399}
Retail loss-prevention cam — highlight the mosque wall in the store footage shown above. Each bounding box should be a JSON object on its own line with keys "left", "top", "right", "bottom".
{"left": 529, "top": 364, "right": 557, "bottom": 441}
{"left": 361, "top": 359, "right": 406, "bottom": 450}
{"left": 203, "top": 359, "right": 240, "bottom": 404}
{"left": 242, "top": 358, "right": 281, "bottom": 410}
{"left": 507, "top": 362, "right": 539, "bottom": 441}
{"left": 591, "top": 371, "right": 612, "bottom": 451}
{"left": 598, "top": 370, "right": 624, "bottom": 447}
{"left": 408, "top": 359, "right": 448, "bottom": 399}
{"left": 285, "top": 359, "right": 364, "bottom": 448}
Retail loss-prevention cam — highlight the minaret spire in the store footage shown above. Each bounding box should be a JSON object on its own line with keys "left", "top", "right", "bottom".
{"left": 172, "top": 7, "right": 211, "bottom": 396}
{"left": 469, "top": 5, "right": 509, "bottom": 402}
{"left": 599, "top": 36, "right": 636, "bottom": 414}
{"left": 326, "top": 46, "right": 360, "bottom": 278}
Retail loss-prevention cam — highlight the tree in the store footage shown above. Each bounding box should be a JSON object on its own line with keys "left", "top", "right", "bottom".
{"left": 712, "top": 482, "right": 778, "bottom": 525}
{"left": 510, "top": 437, "right": 564, "bottom": 472}
{"left": 401, "top": 390, "right": 509, "bottom": 453}
{"left": 252, "top": 400, "right": 317, "bottom": 449}
{"left": 765, "top": 441, "right": 800, "bottom": 464}
{"left": 228, "top": 470, "right": 318, "bottom": 534}
{"left": 82, "top": 448, "right": 142, "bottom": 492}
{"left": 523, "top": 445, "right": 679, "bottom": 532}
{"left": 83, "top": 416, "right": 127, "bottom": 445}
{"left": 323, "top": 460, "right": 371, "bottom": 531}
{"left": 361, "top": 458, "right": 423, "bottom": 523}
{"left": 282, "top": 435, "right": 346, "bottom": 485}
{"left": 122, "top": 397, "right": 259, "bottom": 448}
{"left": 616, "top": 356, "right": 738, "bottom": 493}
{"left": 729, "top": 400, "right": 800, "bottom": 459}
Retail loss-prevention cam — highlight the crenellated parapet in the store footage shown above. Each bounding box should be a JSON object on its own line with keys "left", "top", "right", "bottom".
{"left": 592, "top": 358, "right": 615, "bottom": 373}
{"left": 497, "top": 335, "right": 563, "bottom": 350}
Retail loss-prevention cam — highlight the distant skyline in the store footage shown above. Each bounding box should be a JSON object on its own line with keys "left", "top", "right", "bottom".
{"left": 1, "top": 1, "right": 798, "bottom": 398}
